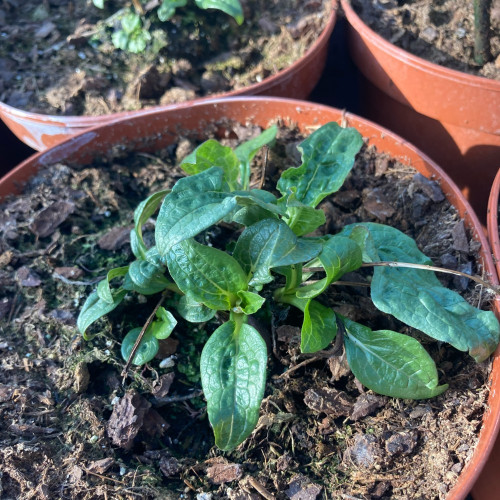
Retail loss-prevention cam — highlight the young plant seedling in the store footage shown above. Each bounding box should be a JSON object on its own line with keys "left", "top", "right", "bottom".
{"left": 78, "top": 122, "right": 500, "bottom": 451}
{"left": 94, "top": 0, "right": 243, "bottom": 53}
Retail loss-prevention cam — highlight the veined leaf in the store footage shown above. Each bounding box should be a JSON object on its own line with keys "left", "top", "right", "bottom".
{"left": 201, "top": 320, "right": 267, "bottom": 450}
{"left": 123, "top": 260, "right": 171, "bottom": 295}
{"left": 342, "top": 222, "right": 500, "bottom": 362}
{"left": 96, "top": 266, "right": 129, "bottom": 304}
{"left": 286, "top": 204, "right": 326, "bottom": 236}
{"left": 277, "top": 122, "right": 363, "bottom": 208}
{"left": 343, "top": 317, "right": 448, "bottom": 399}
{"left": 234, "top": 125, "right": 277, "bottom": 189}
{"left": 180, "top": 140, "right": 239, "bottom": 190}
{"left": 155, "top": 168, "right": 236, "bottom": 256}
{"left": 77, "top": 288, "right": 127, "bottom": 335}
{"left": 167, "top": 239, "right": 248, "bottom": 310}
{"left": 176, "top": 293, "right": 217, "bottom": 323}
{"left": 195, "top": 0, "right": 244, "bottom": 24}
{"left": 232, "top": 205, "right": 279, "bottom": 226}
{"left": 233, "top": 219, "right": 322, "bottom": 287}
{"left": 297, "top": 235, "right": 362, "bottom": 299}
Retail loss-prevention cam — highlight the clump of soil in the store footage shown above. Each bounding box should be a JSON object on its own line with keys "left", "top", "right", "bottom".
{"left": 0, "top": 120, "right": 496, "bottom": 499}
{"left": 348, "top": 0, "right": 500, "bottom": 79}
{"left": 0, "top": 0, "right": 330, "bottom": 115}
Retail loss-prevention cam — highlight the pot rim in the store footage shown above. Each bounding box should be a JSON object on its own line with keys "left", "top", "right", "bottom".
{"left": 0, "top": 2, "right": 337, "bottom": 127}
{"left": 340, "top": 0, "right": 500, "bottom": 91}
{"left": 1, "top": 95, "right": 499, "bottom": 499}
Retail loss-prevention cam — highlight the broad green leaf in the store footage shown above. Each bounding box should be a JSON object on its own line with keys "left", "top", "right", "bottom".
{"left": 123, "top": 260, "right": 171, "bottom": 295}
{"left": 235, "top": 290, "right": 265, "bottom": 315}
{"left": 195, "top": 0, "right": 244, "bottom": 24}
{"left": 180, "top": 140, "right": 239, "bottom": 190}
{"left": 133, "top": 190, "right": 170, "bottom": 259}
{"left": 234, "top": 125, "right": 277, "bottom": 189}
{"left": 201, "top": 321, "right": 267, "bottom": 450}
{"left": 121, "top": 12, "right": 141, "bottom": 34}
{"left": 97, "top": 266, "right": 129, "bottom": 304}
{"left": 277, "top": 123, "right": 363, "bottom": 208}
{"left": 121, "top": 327, "right": 159, "bottom": 365}
{"left": 297, "top": 235, "right": 362, "bottom": 299}
{"left": 77, "top": 289, "right": 127, "bottom": 335}
{"left": 233, "top": 219, "right": 322, "bottom": 287}
{"left": 176, "top": 293, "right": 217, "bottom": 323}
{"left": 233, "top": 191, "right": 284, "bottom": 217}
{"left": 158, "top": 0, "right": 187, "bottom": 21}
{"left": 167, "top": 239, "right": 248, "bottom": 310}
{"left": 343, "top": 317, "right": 448, "bottom": 399}
{"left": 343, "top": 223, "right": 500, "bottom": 362}
{"left": 345, "top": 224, "right": 379, "bottom": 263}
{"left": 155, "top": 168, "right": 237, "bottom": 256}
{"left": 145, "top": 246, "right": 162, "bottom": 266}
{"left": 150, "top": 306, "right": 177, "bottom": 339}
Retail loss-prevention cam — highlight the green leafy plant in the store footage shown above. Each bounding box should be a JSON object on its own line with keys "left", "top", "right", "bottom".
{"left": 77, "top": 122, "right": 500, "bottom": 451}
{"left": 93, "top": 0, "right": 243, "bottom": 53}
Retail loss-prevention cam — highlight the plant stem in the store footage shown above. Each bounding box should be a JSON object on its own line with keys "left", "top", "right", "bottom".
{"left": 132, "top": 0, "right": 144, "bottom": 15}
{"left": 121, "top": 291, "right": 167, "bottom": 380}
{"left": 474, "top": 0, "right": 492, "bottom": 65}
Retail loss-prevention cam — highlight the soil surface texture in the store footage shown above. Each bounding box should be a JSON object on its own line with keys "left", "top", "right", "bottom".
{"left": 349, "top": 0, "right": 500, "bottom": 79}
{"left": 0, "top": 0, "right": 330, "bottom": 115}
{"left": 0, "top": 120, "right": 496, "bottom": 499}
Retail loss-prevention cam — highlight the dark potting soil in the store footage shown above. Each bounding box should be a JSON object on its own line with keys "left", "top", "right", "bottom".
{"left": 0, "top": 120, "right": 496, "bottom": 499}
{"left": 348, "top": 0, "right": 500, "bottom": 80}
{"left": 0, "top": 0, "right": 330, "bottom": 116}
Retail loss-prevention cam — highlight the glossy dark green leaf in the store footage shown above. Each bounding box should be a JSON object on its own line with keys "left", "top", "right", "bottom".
{"left": 235, "top": 290, "right": 265, "bottom": 315}
{"left": 96, "top": 266, "right": 129, "bottom": 304}
{"left": 121, "top": 327, "right": 159, "bottom": 366}
{"left": 343, "top": 317, "right": 448, "bottom": 399}
{"left": 195, "top": 0, "right": 244, "bottom": 24}
{"left": 200, "top": 320, "right": 267, "bottom": 450}
{"left": 277, "top": 122, "right": 363, "bottom": 207}
{"left": 123, "top": 260, "right": 171, "bottom": 295}
{"left": 233, "top": 219, "right": 322, "bottom": 287}
{"left": 77, "top": 288, "right": 127, "bottom": 335}
{"left": 342, "top": 222, "right": 500, "bottom": 362}
{"left": 167, "top": 239, "right": 248, "bottom": 310}
{"left": 286, "top": 204, "right": 326, "bottom": 236}
{"left": 180, "top": 140, "right": 239, "bottom": 190}
{"left": 155, "top": 168, "right": 237, "bottom": 256}
{"left": 297, "top": 235, "right": 362, "bottom": 299}
{"left": 232, "top": 205, "right": 278, "bottom": 226}
{"left": 176, "top": 293, "right": 217, "bottom": 323}
{"left": 234, "top": 125, "right": 277, "bottom": 189}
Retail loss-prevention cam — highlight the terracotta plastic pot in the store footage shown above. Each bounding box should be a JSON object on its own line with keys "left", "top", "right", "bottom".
{"left": 474, "top": 167, "right": 500, "bottom": 499}
{"left": 0, "top": 3, "right": 337, "bottom": 153}
{"left": 1, "top": 96, "right": 499, "bottom": 499}
{"left": 341, "top": 0, "right": 500, "bottom": 225}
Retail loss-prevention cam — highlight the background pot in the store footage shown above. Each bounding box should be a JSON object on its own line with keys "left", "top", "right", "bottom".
{"left": 0, "top": 2, "right": 337, "bottom": 153}
{"left": 1, "top": 96, "right": 499, "bottom": 499}
{"left": 341, "top": 0, "right": 500, "bottom": 225}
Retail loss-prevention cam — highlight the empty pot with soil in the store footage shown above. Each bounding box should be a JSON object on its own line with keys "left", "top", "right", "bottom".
{"left": 0, "top": 0, "right": 336, "bottom": 151}
{"left": 0, "top": 97, "right": 499, "bottom": 499}
{"left": 341, "top": 0, "right": 500, "bottom": 224}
